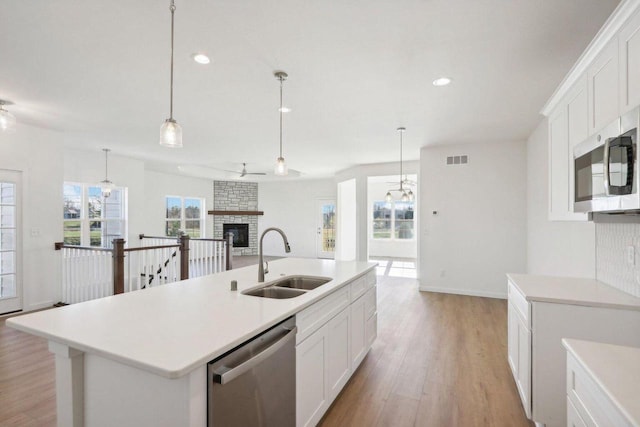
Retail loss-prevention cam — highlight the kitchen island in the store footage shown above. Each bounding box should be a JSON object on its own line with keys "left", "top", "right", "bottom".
{"left": 7, "top": 258, "right": 377, "bottom": 427}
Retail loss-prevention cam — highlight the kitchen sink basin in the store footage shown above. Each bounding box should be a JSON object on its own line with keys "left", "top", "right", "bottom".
{"left": 242, "top": 275, "right": 333, "bottom": 299}
{"left": 243, "top": 287, "right": 307, "bottom": 299}
{"left": 272, "top": 275, "right": 332, "bottom": 290}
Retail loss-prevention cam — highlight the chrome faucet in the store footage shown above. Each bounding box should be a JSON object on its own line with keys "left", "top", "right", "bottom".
{"left": 258, "top": 227, "right": 291, "bottom": 282}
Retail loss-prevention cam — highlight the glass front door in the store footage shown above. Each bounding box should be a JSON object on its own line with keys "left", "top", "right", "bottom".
{"left": 317, "top": 200, "right": 336, "bottom": 259}
{"left": 0, "top": 170, "right": 21, "bottom": 314}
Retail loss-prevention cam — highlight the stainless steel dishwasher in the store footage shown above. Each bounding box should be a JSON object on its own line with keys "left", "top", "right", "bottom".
{"left": 207, "top": 317, "right": 297, "bottom": 426}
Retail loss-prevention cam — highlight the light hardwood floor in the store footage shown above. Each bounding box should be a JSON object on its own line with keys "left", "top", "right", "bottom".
{"left": 0, "top": 275, "right": 531, "bottom": 427}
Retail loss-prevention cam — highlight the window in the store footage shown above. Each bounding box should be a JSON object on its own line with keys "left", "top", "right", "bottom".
{"left": 63, "top": 183, "right": 127, "bottom": 248}
{"left": 165, "top": 196, "right": 204, "bottom": 237}
{"left": 372, "top": 200, "right": 414, "bottom": 240}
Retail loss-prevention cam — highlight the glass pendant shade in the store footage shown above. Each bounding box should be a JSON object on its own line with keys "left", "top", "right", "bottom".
{"left": 101, "top": 180, "right": 114, "bottom": 198}
{"left": 408, "top": 189, "right": 414, "bottom": 201}
{"left": 385, "top": 191, "right": 393, "bottom": 203}
{"left": 274, "top": 156, "right": 288, "bottom": 176}
{"left": 0, "top": 107, "right": 16, "bottom": 133}
{"left": 401, "top": 191, "right": 409, "bottom": 202}
{"left": 159, "top": 119, "right": 183, "bottom": 148}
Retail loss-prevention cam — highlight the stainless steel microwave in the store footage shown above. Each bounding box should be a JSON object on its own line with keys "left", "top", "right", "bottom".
{"left": 573, "top": 106, "right": 639, "bottom": 213}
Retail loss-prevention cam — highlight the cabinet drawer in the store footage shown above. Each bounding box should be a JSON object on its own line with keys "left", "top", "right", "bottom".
{"left": 365, "top": 269, "right": 376, "bottom": 290}
{"left": 567, "top": 353, "right": 630, "bottom": 427}
{"left": 508, "top": 280, "right": 529, "bottom": 326}
{"left": 297, "top": 286, "right": 350, "bottom": 344}
{"left": 350, "top": 276, "right": 366, "bottom": 302}
{"left": 364, "top": 287, "right": 376, "bottom": 320}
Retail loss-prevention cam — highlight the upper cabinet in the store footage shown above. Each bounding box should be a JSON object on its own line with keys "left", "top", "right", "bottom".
{"left": 543, "top": 0, "right": 640, "bottom": 221}
{"left": 620, "top": 9, "right": 640, "bottom": 113}
{"left": 587, "top": 38, "right": 619, "bottom": 133}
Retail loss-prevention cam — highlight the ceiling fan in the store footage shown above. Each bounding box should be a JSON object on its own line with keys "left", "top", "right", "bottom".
{"left": 224, "top": 163, "right": 267, "bottom": 178}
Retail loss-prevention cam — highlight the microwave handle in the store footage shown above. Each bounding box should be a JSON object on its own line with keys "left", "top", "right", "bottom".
{"left": 603, "top": 138, "right": 611, "bottom": 196}
{"left": 606, "top": 136, "right": 635, "bottom": 195}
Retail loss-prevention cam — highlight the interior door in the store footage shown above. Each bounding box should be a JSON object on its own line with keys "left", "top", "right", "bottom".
{"left": 0, "top": 170, "right": 21, "bottom": 314}
{"left": 317, "top": 199, "right": 336, "bottom": 259}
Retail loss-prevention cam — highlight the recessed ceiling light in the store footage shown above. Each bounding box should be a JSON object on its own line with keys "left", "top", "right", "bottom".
{"left": 433, "top": 77, "right": 452, "bottom": 87}
{"left": 279, "top": 107, "right": 291, "bottom": 113}
{"left": 192, "top": 53, "right": 210, "bottom": 64}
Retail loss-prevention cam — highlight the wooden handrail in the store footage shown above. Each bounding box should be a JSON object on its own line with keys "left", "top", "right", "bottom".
{"left": 54, "top": 242, "right": 113, "bottom": 252}
{"left": 139, "top": 233, "right": 226, "bottom": 243}
{"left": 124, "top": 244, "right": 180, "bottom": 252}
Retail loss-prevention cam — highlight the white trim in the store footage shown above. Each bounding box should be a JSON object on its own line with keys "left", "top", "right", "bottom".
{"left": 541, "top": 0, "right": 640, "bottom": 117}
{"left": 418, "top": 285, "right": 506, "bottom": 300}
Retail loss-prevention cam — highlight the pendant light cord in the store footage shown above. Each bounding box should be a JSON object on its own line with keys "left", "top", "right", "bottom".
{"left": 169, "top": 0, "right": 176, "bottom": 120}
{"left": 279, "top": 76, "right": 283, "bottom": 158}
{"left": 399, "top": 129, "right": 404, "bottom": 190}
{"left": 103, "top": 149, "right": 110, "bottom": 182}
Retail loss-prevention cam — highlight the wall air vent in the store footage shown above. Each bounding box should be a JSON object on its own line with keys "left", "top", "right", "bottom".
{"left": 446, "top": 155, "right": 468, "bottom": 165}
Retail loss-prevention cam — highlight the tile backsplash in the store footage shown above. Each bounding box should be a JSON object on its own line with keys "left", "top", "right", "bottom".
{"left": 596, "top": 221, "right": 640, "bottom": 297}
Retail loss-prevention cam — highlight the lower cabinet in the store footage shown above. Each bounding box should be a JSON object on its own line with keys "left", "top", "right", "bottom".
{"left": 507, "top": 300, "right": 532, "bottom": 419}
{"left": 296, "top": 270, "right": 377, "bottom": 427}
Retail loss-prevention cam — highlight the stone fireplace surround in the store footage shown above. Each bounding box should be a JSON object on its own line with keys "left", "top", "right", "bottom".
{"left": 213, "top": 181, "right": 259, "bottom": 256}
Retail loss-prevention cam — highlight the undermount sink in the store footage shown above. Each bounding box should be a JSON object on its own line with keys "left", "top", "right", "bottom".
{"left": 243, "top": 287, "right": 306, "bottom": 299}
{"left": 272, "top": 275, "right": 332, "bottom": 290}
{"left": 242, "top": 275, "right": 333, "bottom": 299}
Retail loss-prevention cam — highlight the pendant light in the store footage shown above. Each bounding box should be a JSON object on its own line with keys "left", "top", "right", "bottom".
{"left": 100, "top": 148, "right": 114, "bottom": 198}
{"left": 0, "top": 100, "right": 16, "bottom": 133}
{"left": 274, "top": 71, "right": 289, "bottom": 176}
{"left": 385, "top": 127, "right": 415, "bottom": 202}
{"left": 159, "top": 0, "right": 183, "bottom": 148}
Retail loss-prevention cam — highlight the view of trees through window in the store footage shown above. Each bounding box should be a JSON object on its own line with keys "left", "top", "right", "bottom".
{"left": 63, "top": 183, "right": 126, "bottom": 247}
{"left": 372, "top": 201, "right": 414, "bottom": 239}
{"left": 165, "top": 196, "right": 203, "bottom": 238}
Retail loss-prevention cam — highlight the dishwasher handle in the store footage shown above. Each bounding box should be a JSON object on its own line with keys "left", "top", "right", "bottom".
{"left": 212, "top": 326, "right": 297, "bottom": 385}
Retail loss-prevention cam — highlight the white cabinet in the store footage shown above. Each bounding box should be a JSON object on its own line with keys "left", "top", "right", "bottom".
{"left": 297, "top": 323, "right": 329, "bottom": 427}
{"left": 587, "top": 38, "right": 619, "bottom": 133}
{"left": 350, "top": 295, "right": 366, "bottom": 369}
{"left": 619, "top": 9, "right": 640, "bottom": 114}
{"left": 507, "top": 284, "right": 531, "bottom": 418}
{"left": 548, "top": 79, "right": 589, "bottom": 222}
{"left": 327, "top": 307, "right": 351, "bottom": 401}
{"left": 507, "top": 277, "right": 640, "bottom": 427}
{"left": 296, "top": 270, "right": 377, "bottom": 427}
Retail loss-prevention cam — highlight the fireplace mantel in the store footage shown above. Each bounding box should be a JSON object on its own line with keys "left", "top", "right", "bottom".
{"left": 208, "top": 210, "right": 264, "bottom": 216}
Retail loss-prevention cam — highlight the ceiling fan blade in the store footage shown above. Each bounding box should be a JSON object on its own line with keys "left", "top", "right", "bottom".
{"left": 246, "top": 172, "right": 267, "bottom": 175}
{"left": 222, "top": 169, "right": 242, "bottom": 174}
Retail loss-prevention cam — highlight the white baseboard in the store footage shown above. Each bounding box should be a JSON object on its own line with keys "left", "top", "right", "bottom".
{"left": 24, "top": 301, "right": 55, "bottom": 313}
{"left": 418, "top": 285, "right": 506, "bottom": 299}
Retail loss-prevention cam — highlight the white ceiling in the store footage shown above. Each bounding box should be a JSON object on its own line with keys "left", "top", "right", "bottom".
{"left": 0, "top": 0, "right": 621, "bottom": 180}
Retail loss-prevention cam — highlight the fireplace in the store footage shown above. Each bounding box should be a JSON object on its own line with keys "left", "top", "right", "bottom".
{"left": 223, "top": 223, "right": 249, "bottom": 248}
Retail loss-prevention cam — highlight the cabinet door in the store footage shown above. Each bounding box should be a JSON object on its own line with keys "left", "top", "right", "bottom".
{"left": 566, "top": 78, "right": 590, "bottom": 222}
{"left": 516, "top": 314, "right": 531, "bottom": 419}
{"left": 297, "top": 325, "right": 329, "bottom": 427}
{"left": 507, "top": 302, "right": 519, "bottom": 378}
{"left": 588, "top": 38, "right": 619, "bottom": 133}
{"left": 327, "top": 307, "right": 351, "bottom": 401}
{"left": 620, "top": 9, "right": 640, "bottom": 113}
{"left": 549, "top": 107, "right": 571, "bottom": 220}
{"left": 350, "top": 296, "right": 366, "bottom": 370}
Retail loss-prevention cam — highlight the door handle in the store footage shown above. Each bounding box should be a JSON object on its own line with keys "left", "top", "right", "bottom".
{"left": 212, "top": 326, "right": 297, "bottom": 385}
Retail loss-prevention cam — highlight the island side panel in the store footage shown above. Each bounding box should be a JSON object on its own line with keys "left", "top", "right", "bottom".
{"left": 84, "top": 354, "right": 206, "bottom": 427}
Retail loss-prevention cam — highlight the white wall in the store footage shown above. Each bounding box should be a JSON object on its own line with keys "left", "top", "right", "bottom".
{"left": 336, "top": 179, "right": 357, "bottom": 261}
{"left": 419, "top": 141, "right": 527, "bottom": 298}
{"left": 0, "top": 124, "right": 64, "bottom": 311}
{"left": 144, "top": 170, "right": 213, "bottom": 238}
{"left": 258, "top": 178, "right": 336, "bottom": 258}
{"left": 367, "top": 178, "right": 417, "bottom": 258}
{"left": 526, "top": 119, "right": 596, "bottom": 277}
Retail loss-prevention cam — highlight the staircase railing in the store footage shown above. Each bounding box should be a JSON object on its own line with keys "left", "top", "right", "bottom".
{"left": 55, "top": 233, "right": 233, "bottom": 304}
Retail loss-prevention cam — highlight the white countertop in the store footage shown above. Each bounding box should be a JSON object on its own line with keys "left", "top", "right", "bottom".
{"left": 563, "top": 339, "right": 640, "bottom": 426}
{"left": 506, "top": 273, "right": 640, "bottom": 310}
{"left": 7, "top": 258, "right": 376, "bottom": 379}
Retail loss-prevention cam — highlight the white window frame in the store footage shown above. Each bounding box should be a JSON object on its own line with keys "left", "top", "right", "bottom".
{"left": 164, "top": 196, "right": 205, "bottom": 238}
{"left": 371, "top": 200, "right": 415, "bottom": 241}
{"left": 63, "top": 182, "right": 128, "bottom": 248}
